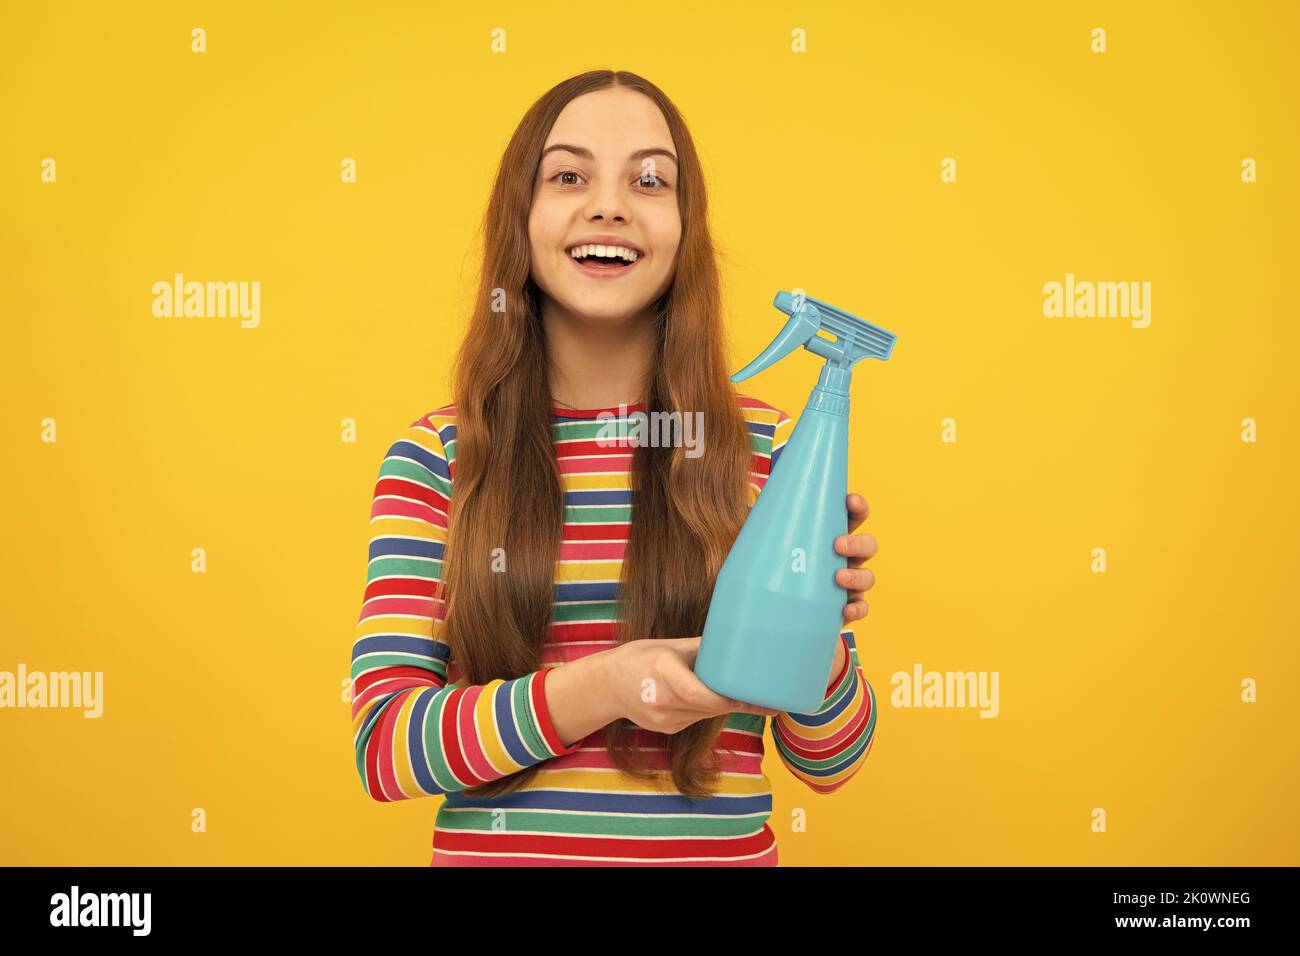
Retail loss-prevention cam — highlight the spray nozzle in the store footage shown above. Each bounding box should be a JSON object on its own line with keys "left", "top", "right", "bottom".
{"left": 731, "top": 291, "right": 897, "bottom": 395}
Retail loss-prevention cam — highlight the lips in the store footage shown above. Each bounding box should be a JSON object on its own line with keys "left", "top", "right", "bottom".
{"left": 569, "top": 253, "right": 640, "bottom": 280}
{"left": 565, "top": 237, "right": 645, "bottom": 258}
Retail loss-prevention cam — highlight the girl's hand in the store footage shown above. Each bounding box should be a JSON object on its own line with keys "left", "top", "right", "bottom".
{"left": 835, "top": 493, "right": 876, "bottom": 624}
{"left": 605, "top": 637, "right": 781, "bottom": 733}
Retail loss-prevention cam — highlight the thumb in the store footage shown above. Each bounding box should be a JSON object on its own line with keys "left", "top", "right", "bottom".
{"left": 729, "top": 699, "right": 781, "bottom": 718}
{"left": 667, "top": 635, "right": 703, "bottom": 664}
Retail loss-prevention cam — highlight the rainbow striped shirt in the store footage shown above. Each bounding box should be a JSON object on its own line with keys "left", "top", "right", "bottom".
{"left": 350, "top": 394, "right": 876, "bottom": 865}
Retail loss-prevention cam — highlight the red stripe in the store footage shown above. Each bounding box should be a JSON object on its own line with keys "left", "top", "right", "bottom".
{"left": 438, "top": 687, "right": 478, "bottom": 785}
{"left": 545, "top": 621, "right": 618, "bottom": 643}
{"left": 531, "top": 668, "right": 581, "bottom": 755}
{"left": 373, "top": 694, "right": 400, "bottom": 799}
{"left": 556, "top": 449, "right": 636, "bottom": 469}
{"left": 562, "top": 523, "right": 631, "bottom": 541}
{"left": 433, "top": 826, "right": 776, "bottom": 861}
{"left": 433, "top": 843, "right": 779, "bottom": 867}
{"left": 363, "top": 575, "right": 439, "bottom": 601}
{"left": 351, "top": 667, "right": 439, "bottom": 702}
{"left": 557, "top": 540, "right": 627, "bottom": 560}
{"left": 371, "top": 494, "right": 447, "bottom": 524}
{"left": 374, "top": 476, "right": 447, "bottom": 511}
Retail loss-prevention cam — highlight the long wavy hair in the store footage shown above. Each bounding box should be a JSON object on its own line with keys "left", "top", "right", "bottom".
{"left": 443, "top": 69, "right": 753, "bottom": 800}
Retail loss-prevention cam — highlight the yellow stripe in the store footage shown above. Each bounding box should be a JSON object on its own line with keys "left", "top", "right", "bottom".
{"left": 354, "top": 614, "right": 442, "bottom": 641}
{"left": 473, "top": 679, "right": 519, "bottom": 774}
{"left": 391, "top": 691, "right": 423, "bottom": 798}
{"left": 771, "top": 413, "right": 794, "bottom": 453}
{"left": 529, "top": 766, "right": 770, "bottom": 795}
{"left": 559, "top": 472, "right": 633, "bottom": 491}
{"left": 370, "top": 514, "right": 446, "bottom": 540}
{"left": 554, "top": 560, "right": 623, "bottom": 582}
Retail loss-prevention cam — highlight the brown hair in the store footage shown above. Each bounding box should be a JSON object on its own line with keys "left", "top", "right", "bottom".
{"left": 443, "top": 69, "right": 752, "bottom": 799}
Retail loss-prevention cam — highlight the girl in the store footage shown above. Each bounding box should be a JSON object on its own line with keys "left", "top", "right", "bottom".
{"left": 350, "top": 70, "right": 878, "bottom": 866}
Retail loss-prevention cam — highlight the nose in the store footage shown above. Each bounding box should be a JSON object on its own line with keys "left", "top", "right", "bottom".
{"left": 583, "top": 173, "right": 629, "bottom": 224}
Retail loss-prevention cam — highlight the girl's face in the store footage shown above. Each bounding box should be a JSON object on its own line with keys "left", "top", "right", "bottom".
{"left": 529, "top": 86, "right": 682, "bottom": 323}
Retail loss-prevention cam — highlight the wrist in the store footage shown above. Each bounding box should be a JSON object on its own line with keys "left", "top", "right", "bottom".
{"left": 591, "top": 645, "right": 628, "bottom": 723}
{"left": 827, "top": 636, "right": 847, "bottom": 688}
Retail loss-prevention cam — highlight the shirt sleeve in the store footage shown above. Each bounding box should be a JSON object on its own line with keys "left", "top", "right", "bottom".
{"left": 771, "top": 630, "right": 877, "bottom": 793}
{"left": 765, "top": 407, "right": 878, "bottom": 793}
{"left": 349, "top": 414, "right": 583, "bottom": 802}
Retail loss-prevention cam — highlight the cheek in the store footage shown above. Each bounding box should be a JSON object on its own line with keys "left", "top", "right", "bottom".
{"left": 653, "top": 233, "right": 682, "bottom": 273}
{"left": 650, "top": 214, "right": 682, "bottom": 267}
{"left": 527, "top": 199, "right": 561, "bottom": 254}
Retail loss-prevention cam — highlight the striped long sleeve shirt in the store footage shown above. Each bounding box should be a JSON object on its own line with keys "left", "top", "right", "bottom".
{"left": 350, "top": 394, "right": 877, "bottom": 866}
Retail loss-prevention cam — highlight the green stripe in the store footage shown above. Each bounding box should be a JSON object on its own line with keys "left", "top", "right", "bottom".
{"left": 435, "top": 806, "right": 765, "bottom": 837}
{"left": 422, "top": 688, "right": 460, "bottom": 790}
{"left": 551, "top": 603, "right": 619, "bottom": 624}
{"left": 564, "top": 505, "right": 633, "bottom": 523}
{"left": 368, "top": 555, "right": 441, "bottom": 579}
{"left": 510, "top": 674, "right": 552, "bottom": 759}
{"left": 380, "top": 457, "right": 449, "bottom": 498}
{"left": 352, "top": 652, "right": 444, "bottom": 678}
{"left": 552, "top": 419, "right": 644, "bottom": 440}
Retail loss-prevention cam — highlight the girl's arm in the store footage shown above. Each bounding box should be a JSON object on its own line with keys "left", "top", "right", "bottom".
{"left": 542, "top": 650, "right": 624, "bottom": 746}
{"left": 350, "top": 416, "right": 606, "bottom": 801}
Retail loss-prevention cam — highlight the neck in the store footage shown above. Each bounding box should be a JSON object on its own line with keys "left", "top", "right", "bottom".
{"left": 543, "top": 297, "right": 657, "bottom": 408}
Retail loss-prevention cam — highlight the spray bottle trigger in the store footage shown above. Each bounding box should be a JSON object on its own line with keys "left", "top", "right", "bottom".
{"left": 729, "top": 301, "right": 821, "bottom": 383}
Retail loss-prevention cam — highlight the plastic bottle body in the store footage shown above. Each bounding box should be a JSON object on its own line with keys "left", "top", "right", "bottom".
{"left": 695, "top": 397, "right": 849, "bottom": 713}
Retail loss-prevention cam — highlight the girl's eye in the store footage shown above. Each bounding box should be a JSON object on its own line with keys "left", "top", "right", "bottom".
{"left": 548, "top": 169, "right": 670, "bottom": 190}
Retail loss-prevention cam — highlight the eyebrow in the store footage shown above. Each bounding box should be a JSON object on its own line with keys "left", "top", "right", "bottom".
{"left": 541, "top": 143, "right": 678, "bottom": 166}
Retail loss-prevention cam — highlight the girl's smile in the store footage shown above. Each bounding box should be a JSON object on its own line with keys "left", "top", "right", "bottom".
{"left": 566, "top": 233, "right": 644, "bottom": 280}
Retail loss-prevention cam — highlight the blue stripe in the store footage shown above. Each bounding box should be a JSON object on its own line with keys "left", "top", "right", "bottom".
{"left": 407, "top": 689, "right": 444, "bottom": 794}
{"left": 353, "top": 633, "right": 450, "bottom": 661}
{"left": 368, "top": 536, "right": 444, "bottom": 561}
{"left": 494, "top": 675, "right": 543, "bottom": 766}
{"left": 554, "top": 581, "right": 620, "bottom": 602}
{"left": 388, "top": 438, "right": 450, "bottom": 481}
{"left": 563, "top": 489, "right": 633, "bottom": 505}
{"left": 444, "top": 787, "right": 774, "bottom": 815}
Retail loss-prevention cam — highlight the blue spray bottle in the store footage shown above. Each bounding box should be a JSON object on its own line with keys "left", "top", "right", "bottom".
{"left": 695, "top": 291, "right": 898, "bottom": 714}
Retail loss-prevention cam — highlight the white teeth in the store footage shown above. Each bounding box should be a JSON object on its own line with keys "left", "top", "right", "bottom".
{"left": 568, "top": 243, "right": 639, "bottom": 263}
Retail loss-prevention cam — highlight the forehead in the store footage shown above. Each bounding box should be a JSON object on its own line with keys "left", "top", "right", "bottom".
{"left": 543, "top": 87, "right": 676, "bottom": 161}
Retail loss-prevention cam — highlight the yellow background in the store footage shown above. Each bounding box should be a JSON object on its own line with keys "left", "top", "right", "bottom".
{"left": 2, "top": 0, "right": 1297, "bottom": 865}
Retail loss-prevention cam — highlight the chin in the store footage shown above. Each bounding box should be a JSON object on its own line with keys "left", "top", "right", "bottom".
{"left": 565, "top": 302, "right": 645, "bottom": 323}
{"left": 555, "top": 288, "right": 653, "bottom": 322}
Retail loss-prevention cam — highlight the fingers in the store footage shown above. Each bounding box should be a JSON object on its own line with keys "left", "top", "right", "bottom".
{"left": 835, "top": 533, "right": 877, "bottom": 566}
{"left": 721, "top": 697, "right": 781, "bottom": 718}
{"left": 842, "top": 598, "right": 870, "bottom": 623}
{"left": 837, "top": 498, "right": 876, "bottom": 619}
{"left": 846, "top": 493, "right": 870, "bottom": 531}
{"left": 664, "top": 659, "right": 774, "bottom": 719}
{"left": 678, "top": 678, "right": 739, "bottom": 715}
{"left": 835, "top": 565, "right": 875, "bottom": 592}
{"left": 649, "top": 640, "right": 783, "bottom": 722}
